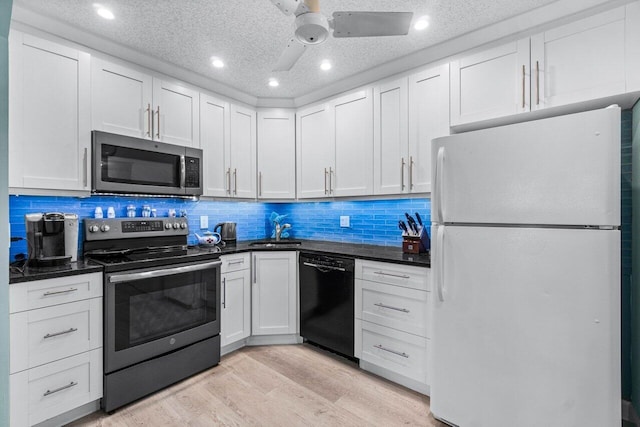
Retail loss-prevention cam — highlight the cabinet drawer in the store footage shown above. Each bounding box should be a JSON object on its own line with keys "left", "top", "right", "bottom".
{"left": 10, "top": 273, "right": 103, "bottom": 313}
{"left": 10, "top": 348, "right": 103, "bottom": 427}
{"left": 356, "top": 259, "right": 429, "bottom": 291}
{"left": 360, "top": 321, "right": 428, "bottom": 385}
{"left": 10, "top": 298, "right": 102, "bottom": 374}
{"left": 220, "top": 253, "right": 250, "bottom": 273}
{"left": 357, "top": 279, "right": 430, "bottom": 338}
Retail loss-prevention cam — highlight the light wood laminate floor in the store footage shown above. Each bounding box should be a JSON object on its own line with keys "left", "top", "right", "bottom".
{"left": 68, "top": 344, "right": 445, "bottom": 426}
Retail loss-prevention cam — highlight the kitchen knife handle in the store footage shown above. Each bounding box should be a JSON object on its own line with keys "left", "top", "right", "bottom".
{"left": 222, "top": 277, "right": 226, "bottom": 309}
{"left": 400, "top": 157, "right": 405, "bottom": 190}
{"left": 146, "top": 103, "right": 151, "bottom": 137}
{"left": 435, "top": 147, "right": 445, "bottom": 223}
{"left": 226, "top": 168, "right": 231, "bottom": 195}
{"left": 233, "top": 168, "right": 238, "bottom": 195}
{"left": 409, "top": 156, "right": 414, "bottom": 190}
{"left": 436, "top": 225, "right": 445, "bottom": 302}
{"left": 155, "top": 105, "right": 161, "bottom": 139}
{"left": 324, "top": 168, "right": 328, "bottom": 195}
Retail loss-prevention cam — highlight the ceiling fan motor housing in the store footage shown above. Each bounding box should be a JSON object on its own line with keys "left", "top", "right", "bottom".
{"left": 295, "top": 13, "right": 329, "bottom": 44}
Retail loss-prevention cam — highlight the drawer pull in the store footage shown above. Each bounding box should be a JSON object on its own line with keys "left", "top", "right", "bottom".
{"left": 374, "top": 302, "right": 410, "bottom": 313}
{"left": 43, "top": 327, "right": 78, "bottom": 339}
{"left": 43, "top": 288, "right": 78, "bottom": 297}
{"left": 43, "top": 381, "right": 78, "bottom": 397}
{"left": 374, "top": 271, "right": 410, "bottom": 279}
{"left": 227, "top": 259, "right": 245, "bottom": 265}
{"left": 374, "top": 344, "right": 409, "bottom": 358}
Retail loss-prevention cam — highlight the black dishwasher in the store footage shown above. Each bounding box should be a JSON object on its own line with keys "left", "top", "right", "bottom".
{"left": 299, "top": 253, "right": 355, "bottom": 359}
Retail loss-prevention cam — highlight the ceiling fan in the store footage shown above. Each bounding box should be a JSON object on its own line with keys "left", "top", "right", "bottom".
{"left": 269, "top": 0, "right": 414, "bottom": 71}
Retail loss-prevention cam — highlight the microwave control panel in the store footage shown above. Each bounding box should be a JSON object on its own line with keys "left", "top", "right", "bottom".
{"left": 185, "top": 157, "right": 200, "bottom": 188}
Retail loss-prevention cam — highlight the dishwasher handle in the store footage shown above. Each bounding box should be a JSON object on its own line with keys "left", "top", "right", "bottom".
{"left": 302, "top": 261, "right": 346, "bottom": 273}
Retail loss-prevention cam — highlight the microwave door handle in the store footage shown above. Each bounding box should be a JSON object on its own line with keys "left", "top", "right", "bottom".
{"left": 108, "top": 260, "right": 222, "bottom": 283}
{"left": 180, "top": 155, "right": 186, "bottom": 189}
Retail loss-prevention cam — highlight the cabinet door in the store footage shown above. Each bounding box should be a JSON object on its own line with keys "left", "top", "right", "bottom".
{"left": 9, "top": 31, "right": 91, "bottom": 191}
{"left": 408, "top": 64, "right": 450, "bottom": 193}
{"left": 531, "top": 7, "right": 626, "bottom": 111}
{"left": 230, "top": 105, "right": 257, "bottom": 199}
{"left": 92, "top": 58, "right": 153, "bottom": 139}
{"left": 200, "top": 94, "right": 231, "bottom": 197}
{"left": 257, "top": 110, "right": 296, "bottom": 199}
{"left": 252, "top": 252, "right": 297, "bottom": 336}
{"left": 332, "top": 89, "right": 374, "bottom": 197}
{"left": 152, "top": 78, "right": 199, "bottom": 147}
{"left": 450, "top": 39, "right": 530, "bottom": 126}
{"left": 221, "top": 269, "right": 251, "bottom": 347}
{"left": 296, "top": 103, "right": 334, "bottom": 199}
{"left": 373, "top": 78, "right": 408, "bottom": 195}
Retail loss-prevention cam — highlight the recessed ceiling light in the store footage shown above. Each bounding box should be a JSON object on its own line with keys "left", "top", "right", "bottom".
{"left": 414, "top": 16, "right": 430, "bottom": 31}
{"left": 210, "top": 57, "right": 224, "bottom": 68}
{"left": 320, "top": 60, "right": 332, "bottom": 71}
{"left": 94, "top": 4, "right": 115, "bottom": 20}
{"left": 268, "top": 78, "right": 280, "bottom": 87}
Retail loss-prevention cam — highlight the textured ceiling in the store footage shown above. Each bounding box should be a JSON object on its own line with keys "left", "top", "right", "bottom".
{"left": 14, "top": 0, "right": 566, "bottom": 99}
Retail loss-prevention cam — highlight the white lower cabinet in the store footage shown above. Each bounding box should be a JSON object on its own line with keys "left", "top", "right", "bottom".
{"left": 9, "top": 273, "right": 103, "bottom": 427}
{"left": 355, "top": 259, "right": 431, "bottom": 394}
{"left": 220, "top": 254, "right": 251, "bottom": 348}
{"left": 252, "top": 251, "right": 297, "bottom": 336}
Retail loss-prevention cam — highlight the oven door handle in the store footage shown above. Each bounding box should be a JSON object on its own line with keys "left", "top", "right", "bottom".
{"left": 108, "top": 260, "right": 222, "bottom": 283}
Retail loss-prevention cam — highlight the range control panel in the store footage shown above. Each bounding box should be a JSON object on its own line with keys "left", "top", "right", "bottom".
{"left": 84, "top": 218, "right": 189, "bottom": 241}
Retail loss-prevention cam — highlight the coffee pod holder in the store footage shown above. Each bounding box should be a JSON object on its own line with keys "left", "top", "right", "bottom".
{"left": 402, "top": 226, "right": 430, "bottom": 254}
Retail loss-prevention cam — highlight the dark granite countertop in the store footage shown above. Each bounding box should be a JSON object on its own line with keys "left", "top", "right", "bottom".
{"left": 9, "top": 260, "right": 104, "bottom": 284}
{"left": 218, "top": 239, "right": 431, "bottom": 267}
{"left": 9, "top": 239, "right": 429, "bottom": 284}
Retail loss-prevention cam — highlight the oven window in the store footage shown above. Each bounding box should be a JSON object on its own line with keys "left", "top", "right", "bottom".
{"left": 101, "top": 144, "right": 180, "bottom": 187}
{"left": 114, "top": 271, "right": 217, "bottom": 351}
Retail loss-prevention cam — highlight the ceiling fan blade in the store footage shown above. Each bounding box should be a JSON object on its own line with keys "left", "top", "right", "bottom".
{"left": 331, "top": 12, "right": 413, "bottom": 38}
{"left": 272, "top": 38, "right": 307, "bottom": 71}
{"left": 270, "top": 0, "right": 308, "bottom": 16}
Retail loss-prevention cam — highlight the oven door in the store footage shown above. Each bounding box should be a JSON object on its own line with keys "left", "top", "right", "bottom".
{"left": 104, "top": 259, "right": 221, "bottom": 373}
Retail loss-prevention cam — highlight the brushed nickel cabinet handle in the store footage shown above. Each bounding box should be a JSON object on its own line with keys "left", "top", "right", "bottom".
{"left": 536, "top": 60, "right": 540, "bottom": 106}
{"left": 253, "top": 255, "right": 257, "bottom": 284}
{"left": 155, "top": 106, "right": 161, "bottom": 139}
{"left": 522, "top": 65, "right": 526, "bottom": 109}
{"left": 226, "top": 168, "right": 231, "bottom": 195}
{"left": 43, "top": 381, "right": 78, "bottom": 397}
{"left": 324, "top": 168, "right": 328, "bottom": 195}
{"left": 146, "top": 103, "right": 151, "bottom": 136}
{"left": 374, "top": 344, "right": 409, "bottom": 358}
{"left": 83, "top": 148, "right": 88, "bottom": 187}
{"left": 44, "top": 327, "right": 78, "bottom": 339}
{"left": 234, "top": 168, "right": 238, "bottom": 195}
{"left": 401, "top": 157, "right": 406, "bottom": 190}
{"left": 259, "top": 171, "right": 263, "bottom": 197}
{"left": 43, "top": 288, "right": 78, "bottom": 297}
{"left": 329, "top": 167, "right": 333, "bottom": 194}
{"left": 227, "top": 259, "right": 245, "bottom": 265}
{"left": 374, "top": 271, "right": 410, "bottom": 279}
{"left": 222, "top": 277, "right": 226, "bottom": 309}
{"left": 409, "top": 156, "right": 414, "bottom": 190}
{"left": 374, "top": 303, "right": 410, "bottom": 313}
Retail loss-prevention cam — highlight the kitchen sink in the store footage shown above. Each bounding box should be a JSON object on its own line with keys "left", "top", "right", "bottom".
{"left": 248, "top": 240, "right": 302, "bottom": 248}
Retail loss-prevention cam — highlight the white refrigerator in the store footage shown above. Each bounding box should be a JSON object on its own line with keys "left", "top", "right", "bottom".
{"left": 430, "top": 107, "right": 621, "bottom": 427}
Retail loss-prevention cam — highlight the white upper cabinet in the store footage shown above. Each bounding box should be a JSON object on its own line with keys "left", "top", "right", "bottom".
{"left": 92, "top": 58, "right": 199, "bottom": 147}
{"left": 296, "top": 103, "right": 334, "bottom": 199}
{"left": 451, "top": 5, "right": 640, "bottom": 127}
{"left": 200, "top": 93, "right": 231, "bottom": 197}
{"left": 408, "top": 64, "right": 450, "bottom": 193}
{"left": 229, "top": 105, "right": 257, "bottom": 199}
{"left": 257, "top": 110, "right": 296, "bottom": 200}
{"left": 9, "top": 31, "right": 91, "bottom": 192}
{"left": 332, "top": 89, "right": 374, "bottom": 197}
{"left": 450, "top": 39, "right": 530, "bottom": 126}
{"left": 92, "top": 58, "right": 153, "bottom": 139}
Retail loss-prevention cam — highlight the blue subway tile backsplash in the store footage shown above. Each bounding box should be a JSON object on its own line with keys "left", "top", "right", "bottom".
{"left": 8, "top": 195, "right": 430, "bottom": 262}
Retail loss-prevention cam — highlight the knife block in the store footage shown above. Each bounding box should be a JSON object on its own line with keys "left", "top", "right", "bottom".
{"left": 402, "top": 227, "right": 430, "bottom": 254}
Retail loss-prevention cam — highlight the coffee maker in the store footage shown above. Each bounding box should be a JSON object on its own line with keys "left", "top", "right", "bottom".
{"left": 25, "top": 213, "right": 79, "bottom": 267}
{"left": 213, "top": 222, "right": 237, "bottom": 244}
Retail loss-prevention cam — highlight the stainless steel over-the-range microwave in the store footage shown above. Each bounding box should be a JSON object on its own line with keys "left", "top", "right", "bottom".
{"left": 92, "top": 131, "right": 203, "bottom": 196}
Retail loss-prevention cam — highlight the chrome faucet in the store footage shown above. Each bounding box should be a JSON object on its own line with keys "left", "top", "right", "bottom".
{"left": 275, "top": 223, "right": 291, "bottom": 241}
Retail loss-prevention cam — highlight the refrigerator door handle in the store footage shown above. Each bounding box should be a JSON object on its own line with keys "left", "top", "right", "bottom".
{"left": 436, "top": 225, "right": 445, "bottom": 302}
{"left": 435, "top": 146, "right": 445, "bottom": 222}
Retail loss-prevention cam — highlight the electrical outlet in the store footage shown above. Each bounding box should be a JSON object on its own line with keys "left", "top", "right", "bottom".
{"left": 340, "top": 216, "right": 350, "bottom": 228}
{"left": 200, "top": 215, "right": 208, "bottom": 229}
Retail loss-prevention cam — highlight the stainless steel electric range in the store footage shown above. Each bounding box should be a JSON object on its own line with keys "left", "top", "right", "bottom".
{"left": 83, "top": 217, "right": 221, "bottom": 413}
